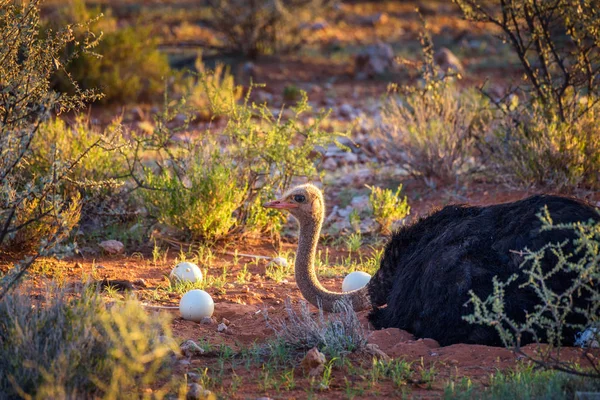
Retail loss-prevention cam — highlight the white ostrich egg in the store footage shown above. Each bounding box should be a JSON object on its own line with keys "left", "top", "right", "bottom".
{"left": 170, "top": 262, "right": 203, "bottom": 283}
{"left": 179, "top": 289, "right": 214, "bottom": 321}
{"left": 342, "top": 271, "right": 372, "bottom": 292}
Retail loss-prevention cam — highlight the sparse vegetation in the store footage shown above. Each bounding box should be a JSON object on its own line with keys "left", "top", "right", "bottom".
{"left": 0, "top": 284, "right": 181, "bottom": 398}
{"left": 368, "top": 185, "right": 410, "bottom": 234}
{"left": 379, "top": 24, "right": 491, "bottom": 186}
{"left": 444, "top": 365, "right": 600, "bottom": 400}
{"left": 267, "top": 297, "right": 367, "bottom": 359}
{"left": 456, "top": 0, "right": 600, "bottom": 190}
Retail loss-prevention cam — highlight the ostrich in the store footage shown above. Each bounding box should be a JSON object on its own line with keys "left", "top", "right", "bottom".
{"left": 263, "top": 183, "right": 599, "bottom": 346}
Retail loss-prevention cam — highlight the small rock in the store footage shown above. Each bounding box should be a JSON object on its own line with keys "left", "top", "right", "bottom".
{"left": 310, "top": 21, "right": 328, "bottom": 31}
{"left": 361, "top": 12, "right": 389, "bottom": 26}
{"left": 269, "top": 257, "right": 288, "bottom": 268}
{"left": 179, "top": 359, "right": 191, "bottom": 367}
{"left": 355, "top": 42, "right": 395, "bottom": 79}
{"left": 434, "top": 48, "right": 464, "bottom": 76}
{"left": 301, "top": 347, "right": 326, "bottom": 377}
{"left": 98, "top": 240, "right": 124, "bottom": 255}
{"left": 322, "top": 158, "right": 338, "bottom": 171}
{"left": 200, "top": 316, "right": 215, "bottom": 325}
{"left": 342, "top": 152, "right": 358, "bottom": 164}
{"left": 180, "top": 340, "right": 205, "bottom": 357}
{"left": 255, "top": 90, "right": 273, "bottom": 104}
{"left": 339, "top": 103, "right": 355, "bottom": 118}
{"left": 310, "top": 84, "right": 322, "bottom": 93}
{"left": 243, "top": 61, "right": 255, "bottom": 75}
{"left": 187, "top": 372, "right": 201, "bottom": 382}
{"left": 186, "top": 383, "right": 215, "bottom": 400}
{"left": 174, "top": 113, "right": 188, "bottom": 125}
{"left": 133, "top": 278, "right": 147, "bottom": 288}
{"left": 351, "top": 195, "right": 370, "bottom": 210}
{"left": 217, "top": 323, "right": 228, "bottom": 332}
{"left": 221, "top": 318, "right": 230, "bottom": 326}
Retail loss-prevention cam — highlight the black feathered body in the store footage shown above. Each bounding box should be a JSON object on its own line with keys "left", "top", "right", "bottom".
{"left": 367, "top": 195, "right": 599, "bottom": 346}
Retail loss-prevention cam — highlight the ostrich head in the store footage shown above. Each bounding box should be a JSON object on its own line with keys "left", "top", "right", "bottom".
{"left": 263, "top": 184, "right": 324, "bottom": 226}
{"left": 263, "top": 183, "right": 371, "bottom": 312}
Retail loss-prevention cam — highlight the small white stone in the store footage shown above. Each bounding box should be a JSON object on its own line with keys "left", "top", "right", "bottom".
{"left": 269, "top": 257, "right": 289, "bottom": 268}
{"left": 217, "top": 323, "right": 228, "bottom": 332}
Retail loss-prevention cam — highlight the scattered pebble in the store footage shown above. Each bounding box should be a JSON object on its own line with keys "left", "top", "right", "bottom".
{"left": 200, "top": 316, "right": 215, "bottom": 325}
{"left": 180, "top": 340, "right": 205, "bottom": 357}
{"left": 186, "top": 372, "right": 200, "bottom": 383}
{"left": 270, "top": 256, "right": 289, "bottom": 267}
{"left": 133, "top": 278, "right": 147, "bottom": 288}
{"left": 98, "top": 240, "right": 124, "bottom": 255}
{"left": 301, "top": 347, "right": 326, "bottom": 377}
{"left": 217, "top": 323, "right": 228, "bottom": 333}
{"left": 186, "top": 383, "right": 215, "bottom": 400}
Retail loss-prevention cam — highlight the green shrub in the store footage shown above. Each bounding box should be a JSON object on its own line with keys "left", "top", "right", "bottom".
{"left": 464, "top": 209, "right": 600, "bottom": 376}
{"left": 48, "top": 0, "right": 171, "bottom": 103}
{"left": 142, "top": 161, "right": 247, "bottom": 241}
{"left": 379, "top": 23, "right": 491, "bottom": 186}
{"left": 133, "top": 76, "right": 343, "bottom": 241}
{"left": 30, "top": 116, "right": 126, "bottom": 182}
{"left": 368, "top": 185, "right": 410, "bottom": 235}
{"left": 0, "top": 284, "right": 181, "bottom": 398}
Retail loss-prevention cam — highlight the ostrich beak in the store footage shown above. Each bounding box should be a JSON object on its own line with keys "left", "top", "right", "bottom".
{"left": 263, "top": 199, "right": 298, "bottom": 209}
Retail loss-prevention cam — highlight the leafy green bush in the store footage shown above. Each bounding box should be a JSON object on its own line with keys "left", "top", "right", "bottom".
{"left": 31, "top": 116, "right": 126, "bottom": 182}
{"left": 464, "top": 209, "right": 600, "bottom": 376}
{"left": 456, "top": 0, "right": 600, "bottom": 190}
{"left": 142, "top": 161, "right": 247, "bottom": 241}
{"left": 132, "top": 75, "right": 343, "bottom": 241}
{"left": 0, "top": 284, "right": 181, "bottom": 398}
{"left": 368, "top": 185, "right": 410, "bottom": 234}
{"left": 48, "top": 0, "right": 171, "bottom": 103}
{"left": 379, "top": 26, "right": 490, "bottom": 186}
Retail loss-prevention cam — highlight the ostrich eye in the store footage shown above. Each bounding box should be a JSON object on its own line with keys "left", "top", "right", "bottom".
{"left": 293, "top": 194, "right": 306, "bottom": 203}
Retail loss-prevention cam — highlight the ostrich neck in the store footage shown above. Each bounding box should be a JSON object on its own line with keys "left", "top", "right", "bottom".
{"left": 295, "top": 215, "right": 371, "bottom": 312}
